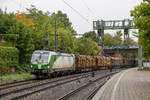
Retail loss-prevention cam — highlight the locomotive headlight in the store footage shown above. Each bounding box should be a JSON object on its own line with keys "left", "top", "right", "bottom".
{"left": 47, "top": 66, "right": 49, "bottom": 68}
{"left": 31, "top": 65, "right": 33, "bottom": 68}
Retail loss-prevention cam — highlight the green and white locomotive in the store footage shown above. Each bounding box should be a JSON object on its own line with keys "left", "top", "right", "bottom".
{"left": 31, "top": 50, "right": 75, "bottom": 77}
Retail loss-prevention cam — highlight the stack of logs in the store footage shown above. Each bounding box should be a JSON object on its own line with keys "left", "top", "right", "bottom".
{"left": 75, "top": 55, "right": 113, "bottom": 70}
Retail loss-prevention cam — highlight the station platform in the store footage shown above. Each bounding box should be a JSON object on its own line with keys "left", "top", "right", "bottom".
{"left": 92, "top": 68, "right": 150, "bottom": 100}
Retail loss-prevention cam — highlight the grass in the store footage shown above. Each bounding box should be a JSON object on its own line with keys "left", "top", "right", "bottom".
{"left": 0, "top": 73, "right": 35, "bottom": 84}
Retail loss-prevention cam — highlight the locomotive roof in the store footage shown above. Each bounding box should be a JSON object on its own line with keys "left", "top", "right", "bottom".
{"left": 33, "top": 50, "right": 74, "bottom": 56}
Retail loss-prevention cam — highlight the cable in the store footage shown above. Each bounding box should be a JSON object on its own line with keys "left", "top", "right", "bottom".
{"left": 24, "top": 0, "right": 33, "bottom": 9}
{"left": 61, "top": 0, "right": 92, "bottom": 25}
{"left": 80, "top": 0, "right": 98, "bottom": 19}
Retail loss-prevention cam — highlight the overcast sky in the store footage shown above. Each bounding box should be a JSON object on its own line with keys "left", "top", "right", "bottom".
{"left": 0, "top": 0, "right": 142, "bottom": 39}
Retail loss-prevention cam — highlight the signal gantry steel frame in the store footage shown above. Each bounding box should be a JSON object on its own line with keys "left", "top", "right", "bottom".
{"left": 93, "top": 19, "right": 136, "bottom": 51}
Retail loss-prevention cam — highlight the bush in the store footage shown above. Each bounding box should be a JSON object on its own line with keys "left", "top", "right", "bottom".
{"left": 16, "top": 64, "right": 31, "bottom": 73}
{"left": 0, "top": 46, "right": 19, "bottom": 74}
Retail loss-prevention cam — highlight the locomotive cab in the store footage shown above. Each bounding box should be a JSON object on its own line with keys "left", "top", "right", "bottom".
{"left": 31, "top": 51, "right": 50, "bottom": 75}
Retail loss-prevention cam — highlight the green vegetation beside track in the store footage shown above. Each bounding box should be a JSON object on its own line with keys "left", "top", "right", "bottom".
{"left": 0, "top": 73, "right": 35, "bottom": 84}
{"left": 0, "top": 46, "right": 19, "bottom": 74}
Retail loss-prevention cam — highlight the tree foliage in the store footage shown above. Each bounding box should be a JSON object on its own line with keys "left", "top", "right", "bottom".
{"left": 0, "top": 5, "right": 100, "bottom": 71}
{"left": 103, "top": 31, "right": 137, "bottom": 47}
{"left": 0, "top": 10, "right": 35, "bottom": 64}
{"left": 75, "top": 37, "right": 99, "bottom": 56}
{"left": 104, "top": 33, "right": 114, "bottom": 46}
{"left": 0, "top": 47, "right": 19, "bottom": 74}
{"left": 104, "top": 31, "right": 123, "bottom": 47}
{"left": 82, "top": 31, "right": 100, "bottom": 44}
{"left": 131, "top": 0, "right": 150, "bottom": 58}
{"left": 83, "top": 31, "right": 124, "bottom": 47}
{"left": 113, "top": 31, "right": 123, "bottom": 46}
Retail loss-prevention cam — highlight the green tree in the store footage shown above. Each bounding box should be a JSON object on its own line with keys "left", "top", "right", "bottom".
{"left": 0, "top": 10, "right": 19, "bottom": 47}
{"left": 131, "top": 0, "right": 150, "bottom": 57}
{"left": 51, "top": 11, "right": 75, "bottom": 33}
{"left": 104, "top": 33, "right": 114, "bottom": 46}
{"left": 113, "top": 31, "right": 123, "bottom": 46}
{"left": 75, "top": 37, "right": 99, "bottom": 56}
{"left": 27, "top": 5, "right": 51, "bottom": 50}
{"left": 56, "top": 28, "right": 76, "bottom": 53}
{"left": 0, "top": 9, "right": 36, "bottom": 64}
{"left": 82, "top": 31, "right": 100, "bottom": 44}
{"left": 27, "top": 6, "right": 76, "bottom": 52}
{"left": 49, "top": 11, "right": 76, "bottom": 53}
{"left": 0, "top": 10, "right": 16, "bottom": 34}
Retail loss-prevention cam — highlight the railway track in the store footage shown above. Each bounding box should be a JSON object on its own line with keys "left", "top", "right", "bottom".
{"left": 0, "top": 79, "right": 34, "bottom": 87}
{"left": 0, "top": 72, "right": 89, "bottom": 93}
{"left": 0, "top": 70, "right": 110, "bottom": 100}
{"left": 86, "top": 81, "right": 106, "bottom": 100}
{"left": 58, "top": 71, "right": 117, "bottom": 100}
{"left": 0, "top": 79, "right": 40, "bottom": 91}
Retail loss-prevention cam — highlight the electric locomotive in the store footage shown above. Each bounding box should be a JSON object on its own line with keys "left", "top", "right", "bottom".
{"left": 31, "top": 50, "right": 75, "bottom": 77}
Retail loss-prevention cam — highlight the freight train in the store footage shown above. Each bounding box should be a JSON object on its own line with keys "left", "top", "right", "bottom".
{"left": 31, "top": 50, "right": 137, "bottom": 78}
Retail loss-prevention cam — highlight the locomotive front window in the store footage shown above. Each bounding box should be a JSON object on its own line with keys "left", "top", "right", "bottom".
{"left": 31, "top": 51, "right": 49, "bottom": 63}
{"left": 41, "top": 52, "right": 49, "bottom": 63}
{"left": 31, "top": 52, "right": 40, "bottom": 62}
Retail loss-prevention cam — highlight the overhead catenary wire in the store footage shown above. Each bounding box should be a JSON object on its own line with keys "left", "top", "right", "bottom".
{"left": 61, "top": 0, "right": 92, "bottom": 25}
{"left": 80, "top": 0, "right": 98, "bottom": 20}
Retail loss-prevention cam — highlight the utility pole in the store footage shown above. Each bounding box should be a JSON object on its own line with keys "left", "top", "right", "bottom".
{"left": 138, "top": 45, "right": 142, "bottom": 70}
{"left": 44, "top": 18, "right": 50, "bottom": 50}
{"left": 54, "top": 14, "right": 58, "bottom": 52}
